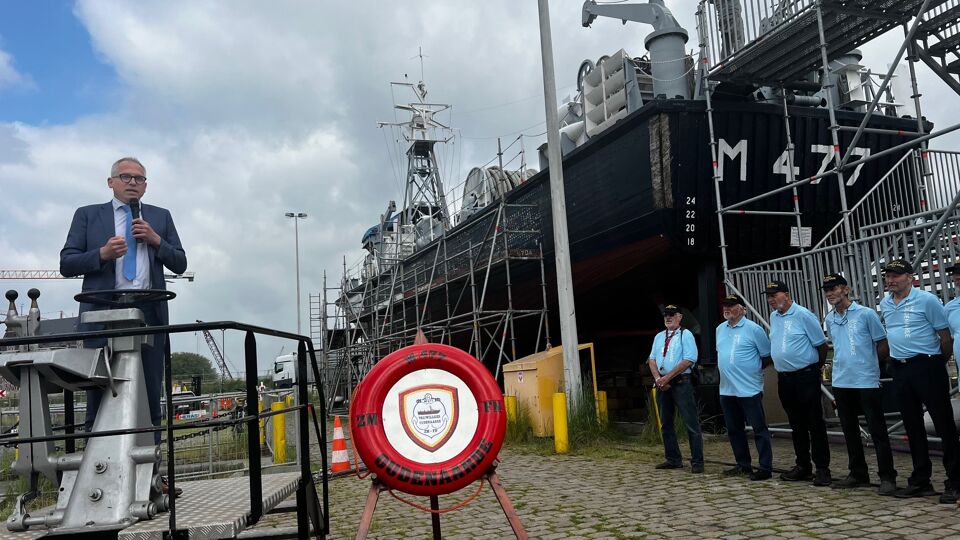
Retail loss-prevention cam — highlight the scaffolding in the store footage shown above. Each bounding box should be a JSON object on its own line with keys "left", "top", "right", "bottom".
{"left": 697, "top": 0, "right": 960, "bottom": 324}
{"left": 311, "top": 196, "right": 550, "bottom": 414}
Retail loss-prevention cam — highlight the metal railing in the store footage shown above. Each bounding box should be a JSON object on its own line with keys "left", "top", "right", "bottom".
{"left": 699, "top": 0, "right": 814, "bottom": 67}
{"left": 0, "top": 321, "right": 330, "bottom": 538}
{"left": 728, "top": 149, "right": 960, "bottom": 325}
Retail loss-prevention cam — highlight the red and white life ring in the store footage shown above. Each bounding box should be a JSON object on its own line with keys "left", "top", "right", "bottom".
{"left": 349, "top": 343, "right": 506, "bottom": 496}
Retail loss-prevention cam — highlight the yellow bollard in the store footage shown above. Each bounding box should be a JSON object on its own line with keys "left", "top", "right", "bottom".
{"left": 271, "top": 401, "right": 286, "bottom": 464}
{"left": 596, "top": 390, "right": 608, "bottom": 427}
{"left": 258, "top": 399, "right": 266, "bottom": 446}
{"left": 504, "top": 395, "right": 518, "bottom": 423}
{"left": 285, "top": 394, "right": 294, "bottom": 408}
{"left": 553, "top": 392, "right": 568, "bottom": 454}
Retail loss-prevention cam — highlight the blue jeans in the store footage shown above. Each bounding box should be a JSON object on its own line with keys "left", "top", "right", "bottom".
{"left": 656, "top": 378, "right": 704, "bottom": 466}
{"left": 720, "top": 393, "right": 773, "bottom": 472}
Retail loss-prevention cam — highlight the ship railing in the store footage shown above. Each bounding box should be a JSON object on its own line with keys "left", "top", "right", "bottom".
{"left": 697, "top": 0, "right": 814, "bottom": 70}
{"left": 728, "top": 149, "right": 960, "bottom": 326}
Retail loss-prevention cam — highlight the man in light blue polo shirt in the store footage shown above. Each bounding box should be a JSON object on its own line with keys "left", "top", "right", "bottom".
{"left": 716, "top": 294, "right": 773, "bottom": 481}
{"left": 821, "top": 272, "right": 897, "bottom": 495}
{"left": 647, "top": 304, "right": 703, "bottom": 473}
{"left": 944, "top": 260, "right": 960, "bottom": 384}
{"left": 879, "top": 258, "right": 958, "bottom": 503}
{"left": 765, "top": 279, "right": 831, "bottom": 486}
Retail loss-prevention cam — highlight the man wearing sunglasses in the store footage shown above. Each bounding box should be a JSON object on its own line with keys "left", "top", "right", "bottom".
{"left": 60, "top": 157, "right": 187, "bottom": 458}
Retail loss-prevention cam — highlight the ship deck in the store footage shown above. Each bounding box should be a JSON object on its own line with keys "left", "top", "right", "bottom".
{"left": 0, "top": 472, "right": 301, "bottom": 540}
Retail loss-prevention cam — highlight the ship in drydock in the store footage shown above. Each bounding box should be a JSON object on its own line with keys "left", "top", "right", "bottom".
{"left": 318, "top": 0, "right": 960, "bottom": 422}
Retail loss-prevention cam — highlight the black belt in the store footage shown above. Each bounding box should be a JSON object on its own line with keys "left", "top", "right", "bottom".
{"left": 778, "top": 363, "right": 819, "bottom": 376}
{"left": 671, "top": 374, "right": 691, "bottom": 384}
{"left": 891, "top": 353, "right": 943, "bottom": 363}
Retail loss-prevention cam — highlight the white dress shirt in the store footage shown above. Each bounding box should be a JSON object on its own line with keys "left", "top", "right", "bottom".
{"left": 112, "top": 198, "right": 150, "bottom": 289}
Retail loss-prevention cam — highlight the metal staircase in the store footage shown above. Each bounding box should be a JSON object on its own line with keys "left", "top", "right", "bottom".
{"left": 916, "top": 0, "right": 960, "bottom": 94}
{"left": 701, "top": 0, "right": 947, "bottom": 85}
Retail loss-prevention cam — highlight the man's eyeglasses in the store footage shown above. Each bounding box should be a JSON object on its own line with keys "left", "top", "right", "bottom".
{"left": 114, "top": 174, "right": 147, "bottom": 185}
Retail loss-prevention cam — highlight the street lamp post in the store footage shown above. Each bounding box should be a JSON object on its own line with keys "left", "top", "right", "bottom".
{"left": 284, "top": 212, "right": 308, "bottom": 334}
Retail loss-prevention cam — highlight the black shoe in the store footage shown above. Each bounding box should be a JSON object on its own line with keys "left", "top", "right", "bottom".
{"left": 831, "top": 474, "right": 869, "bottom": 489}
{"left": 750, "top": 469, "right": 772, "bottom": 481}
{"left": 878, "top": 479, "right": 897, "bottom": 496}
{"left": 691, "top": 464, "right": 704, "bottom": 474}
{"left": 654, "top": 461, "right": 683, "bottom": 470}
{"left": 894, "top": 483, "right": 936, "bottom": 498}
{"left": 779, "top": 465, "right": 813, "bottom": 482}
{"left": 812, "top": 469, "right": 832, "bottom": 487}
{"left": 939, "top": 488, "right": 959, "bottom": 504}
{"left": 723, "top": 466, "right": 751, "bottom": 477}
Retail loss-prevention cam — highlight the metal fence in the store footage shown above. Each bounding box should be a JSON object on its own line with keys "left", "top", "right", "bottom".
{"left": 728, "top": 149, "right": 960, "bottom": 326}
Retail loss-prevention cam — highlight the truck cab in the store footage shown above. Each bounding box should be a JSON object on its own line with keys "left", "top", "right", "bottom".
{"left": 273, "top": 353, "right": 297, "bottom": 388}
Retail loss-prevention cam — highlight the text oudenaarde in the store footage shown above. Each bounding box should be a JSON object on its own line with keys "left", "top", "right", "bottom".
{"left": 374, "top": 438, "right": 494, "bottom": 486}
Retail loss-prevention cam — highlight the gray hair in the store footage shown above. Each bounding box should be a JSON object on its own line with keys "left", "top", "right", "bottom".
{"left": 111, "top": 157, "right": 146, "bottom": 177}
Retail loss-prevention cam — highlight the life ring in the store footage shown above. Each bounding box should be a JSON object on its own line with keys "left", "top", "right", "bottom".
{"left": 349, "top": 343, "right": 506, "bottom": 496}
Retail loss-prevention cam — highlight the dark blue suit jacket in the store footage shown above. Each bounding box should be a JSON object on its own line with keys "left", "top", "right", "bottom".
{"left": 59, "top": 201, "right": 187, "bottom": 338}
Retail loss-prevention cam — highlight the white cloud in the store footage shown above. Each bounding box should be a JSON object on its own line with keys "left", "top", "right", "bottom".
{"left": 0, "top": 47, "right": 33, "bottom": 90}
{"left": 3, "top": 0, "right": 959, "bottom": 374}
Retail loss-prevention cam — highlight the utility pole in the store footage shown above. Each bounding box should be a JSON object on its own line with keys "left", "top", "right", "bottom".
{"left": 285, "top": 212, "right": 308, "bottom": 334}
{"left": 537, "top": 0, "right": 583, "bottom": 407}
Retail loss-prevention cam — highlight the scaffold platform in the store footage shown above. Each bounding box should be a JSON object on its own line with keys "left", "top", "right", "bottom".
{"left": 0, "top": 472, "right": 301, "bottom": 540}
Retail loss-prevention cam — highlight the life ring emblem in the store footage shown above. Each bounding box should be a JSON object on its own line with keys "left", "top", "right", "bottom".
{"left": 350, "top": 344, "right": 507, "bottom": 496}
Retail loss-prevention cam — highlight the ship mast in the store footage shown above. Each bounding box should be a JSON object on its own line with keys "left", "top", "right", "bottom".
{"left": 378, "top": 80, "right": 453, "bottom": 236}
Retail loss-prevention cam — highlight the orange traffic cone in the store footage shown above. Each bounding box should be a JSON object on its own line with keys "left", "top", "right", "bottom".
{"left": 330, "top": 415, "right": 350, "bottom": 473}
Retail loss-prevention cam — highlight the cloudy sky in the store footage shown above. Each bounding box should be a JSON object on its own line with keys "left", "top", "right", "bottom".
{"left": 1, "top": 1, "right": 958, "bottom": 376}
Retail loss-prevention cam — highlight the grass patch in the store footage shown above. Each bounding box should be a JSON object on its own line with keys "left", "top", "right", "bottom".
{"left": 505, "top": 398, "right": 536, "bottom": 445}
{"left": 504, "top": 389, "right": 631, "bottom": 458}
{"left": 0, "top": 450, "right": 58, "bottom": 520}
{"left": 636, "top": 390, "right": 688, "bottom": 446}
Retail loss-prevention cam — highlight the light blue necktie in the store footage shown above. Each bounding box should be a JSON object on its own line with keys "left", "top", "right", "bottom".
{"left": 122, "top": 205, "right": 137, "bottom": 281}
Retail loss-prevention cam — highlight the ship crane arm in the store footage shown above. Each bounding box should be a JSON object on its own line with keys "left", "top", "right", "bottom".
{"left": 580, "top": 0, "right": 690, "bottom": 101}
{"left": 581, "top": 0, "right": 684, "bottom": 34}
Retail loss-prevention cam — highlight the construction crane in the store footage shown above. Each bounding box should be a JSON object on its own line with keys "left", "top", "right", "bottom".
{"left": 196, "top": 320, "right": 234, "bottom": 380}
{"left": 0, "top": 270, "right": 195, "bottom": 281}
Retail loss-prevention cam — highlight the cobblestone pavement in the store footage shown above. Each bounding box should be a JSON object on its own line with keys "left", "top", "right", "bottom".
{"left": 249, "top": 434, "right": 960, "bottom": 539}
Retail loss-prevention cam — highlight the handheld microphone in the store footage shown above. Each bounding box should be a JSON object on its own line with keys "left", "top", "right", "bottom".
{"left": 129, "top": 198, "right": 143, "bottom": 243}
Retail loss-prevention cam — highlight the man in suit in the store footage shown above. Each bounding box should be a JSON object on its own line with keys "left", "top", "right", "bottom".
{"left": 60, "top": 157, "right": 187, "bottom": 447}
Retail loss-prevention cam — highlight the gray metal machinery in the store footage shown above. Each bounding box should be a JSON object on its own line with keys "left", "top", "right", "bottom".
{"left": 581, "top": 0, "right": 690, "bottom": 100}
{"left": 0, "top": 288, "right": 168, "bottom": 534}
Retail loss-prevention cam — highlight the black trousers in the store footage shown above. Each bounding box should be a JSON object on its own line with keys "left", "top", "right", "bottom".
{"left": 891, "top": 355, "right": 960, "bottom": 489}
{"left": 833, "top": 386, "right": 897, "bottom": 481}
{"left": 777, "top": 366, "right": 830, "bottom": 471}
